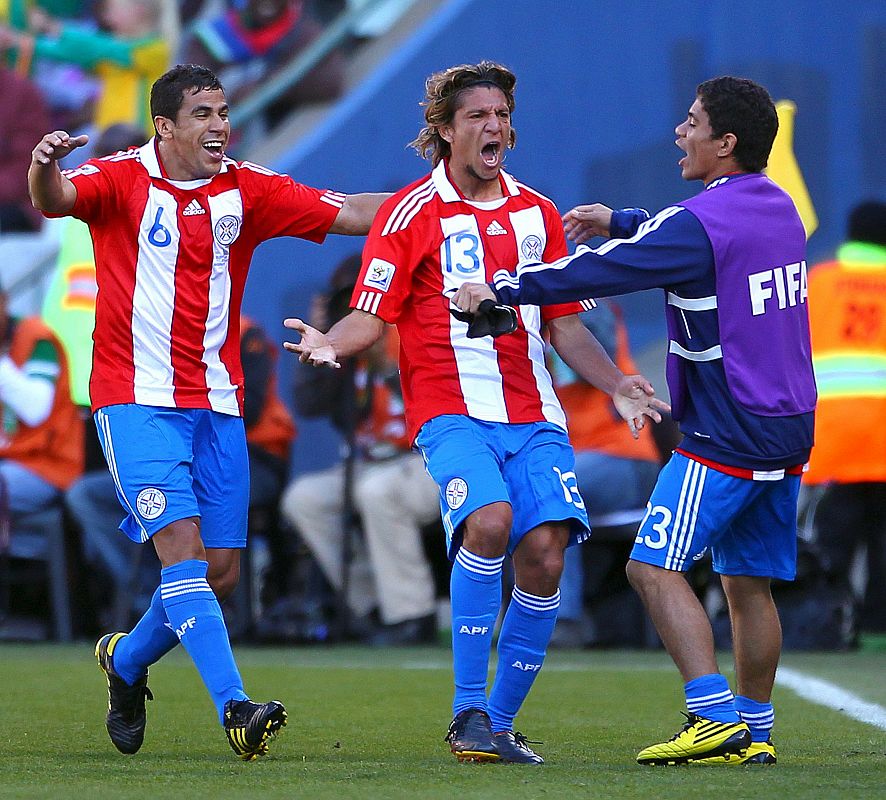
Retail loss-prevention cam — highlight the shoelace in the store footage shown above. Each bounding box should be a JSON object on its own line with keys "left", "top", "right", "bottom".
{"left": 116, "top": 682, "right": 153, "bottom": 703}
{"left": 512, "top": 731, "right": 543, "bottom": 748}
{"left": 667, "top": 712, "right": 697, "bottom": 742}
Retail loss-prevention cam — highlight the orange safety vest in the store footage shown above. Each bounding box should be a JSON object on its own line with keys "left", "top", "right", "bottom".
{"left": 804, "top": 242, "right": 886, "bottom": 484}
{"left": 0, "top": 318, "right": 84, "bottom": 489}
{"left": 353, "top": 327, "right": 410, "bottom": 457}
{"left": 553, "top": 316, "right": 659, "bottom": 463}
{"left": 239, "top": 317, "right": 296, "bottom": 461}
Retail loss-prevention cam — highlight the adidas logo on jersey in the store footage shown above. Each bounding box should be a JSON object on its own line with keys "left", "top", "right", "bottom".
{"left": 486, "top": 220, "right": 507, "bottom": 236}
{"left": 183, "top": 199, "right": 206, "bottom": 216}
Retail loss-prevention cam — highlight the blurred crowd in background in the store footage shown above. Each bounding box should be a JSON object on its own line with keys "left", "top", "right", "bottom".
{"left": 0, "top": 1, "right": 883, "bottom": 655}
{"left": 0, "top": 0, "right": 402, "bottom": 235}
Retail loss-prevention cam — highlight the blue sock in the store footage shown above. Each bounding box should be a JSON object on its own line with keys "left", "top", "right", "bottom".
{"left": 113, "top": 586, "right": 179, "bottom": 685}
{"left": 684, "top": 673, "right": 740, "bottom": 723}
{"left": 160, "top": 559, "right": 247, "bottom": 723}
{"left": 450, "top": 548, "right": 503, "bottom": 716}
{"left": 735, "top": 695, "right": 775, "bottom": 742}
{"left": 488, "top": 587, "right": 559, "bottom": 732}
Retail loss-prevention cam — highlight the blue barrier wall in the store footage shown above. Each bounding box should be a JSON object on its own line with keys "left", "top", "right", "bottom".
{"left": 243, "top": 0, "right": 886, "bottom": 475}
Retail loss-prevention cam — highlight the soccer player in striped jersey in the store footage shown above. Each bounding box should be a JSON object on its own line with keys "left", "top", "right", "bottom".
{"left": 453, "top": 76, "right": 817, "bottom": 766}
{"left": 283, "top": 61, "right": 667, "bottom": 764}
{"left": 28, "top": 63, "right": 389, "bottom": 760}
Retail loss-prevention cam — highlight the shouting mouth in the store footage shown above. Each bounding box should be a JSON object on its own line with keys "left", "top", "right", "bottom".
{"left": 481, "top": 141, "right": 501, "bottom": 168}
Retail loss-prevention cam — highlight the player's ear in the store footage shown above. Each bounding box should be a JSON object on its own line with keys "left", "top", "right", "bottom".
{"left": 439, "top": 124, "right": 454, "bottom": 144}
{"left": 718, "top": 132, "right": 737, "bottom": 159}
{"left": 153, "top": 115, "right": 174, "bottom": 140}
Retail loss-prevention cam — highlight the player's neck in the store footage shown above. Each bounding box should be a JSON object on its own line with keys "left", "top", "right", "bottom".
{"left": 448, "top": 162, "right": 504, "bottom": 202}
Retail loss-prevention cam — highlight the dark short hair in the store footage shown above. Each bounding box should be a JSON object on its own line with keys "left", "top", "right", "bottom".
{"left": 150, "top": 64, "right": 224, "bottom": 125}
{"left": 848, "top": 200, "right": 886, "bottom": 247}
{"left": 697, "top": 76, "right": 778, "bottom": 173}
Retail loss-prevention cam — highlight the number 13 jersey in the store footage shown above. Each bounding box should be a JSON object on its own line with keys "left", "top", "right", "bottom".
{"left": 353, "top": 159, "right": 593, "bottom": 443}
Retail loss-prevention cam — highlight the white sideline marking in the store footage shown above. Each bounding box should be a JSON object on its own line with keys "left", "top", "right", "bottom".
{"left": 776, "top": 667, "right": 886, "bottom": 730}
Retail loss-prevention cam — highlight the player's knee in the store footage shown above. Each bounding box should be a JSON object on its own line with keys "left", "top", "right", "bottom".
{"left": 626, "top": 558, "right": 658, "bottom": 593}
{"left": 514, "top": 539, "right": 565, "bottom": 589}
{"left": 721, "top": 574, "right": 773, "bottom": 610}
{"left": 462, "top": 504, "right": 511, "bottom": 557}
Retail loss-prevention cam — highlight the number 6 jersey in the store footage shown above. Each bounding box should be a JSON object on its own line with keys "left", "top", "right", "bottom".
{"left": 56, "top": 138, "right": 343, "bottom": 415}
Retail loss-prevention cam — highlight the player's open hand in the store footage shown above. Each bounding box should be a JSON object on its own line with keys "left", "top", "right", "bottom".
{"left": 563, "top": 204, "right": 614, "bottom": 244}
{"left": 451, "top": 282, "right": 497, "bottom": 315}
{"left": 611, "top": 373, "right": 671, "bottom": 439}
{"left": 283, "top": 318, "right": 341, "bottom": 368}
{"left": 31, "top": 131, "right": 90, "bottom": 166}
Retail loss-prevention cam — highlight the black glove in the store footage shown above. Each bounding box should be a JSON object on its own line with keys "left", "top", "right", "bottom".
{"left": 450, "top": 298, "right": 519, "bottom": 339}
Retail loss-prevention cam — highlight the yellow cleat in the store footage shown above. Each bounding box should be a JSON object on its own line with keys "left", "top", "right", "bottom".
{"left": 636, "top": 712, "right": 750, "bottom": 766}
{"left": 694, "top": 739, "right": 777, "bottom": 765}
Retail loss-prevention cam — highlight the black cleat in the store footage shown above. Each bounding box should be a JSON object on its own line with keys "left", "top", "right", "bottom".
{"left": 445, "top": 708, "right": 499, "bottom": 763}
{"left": 492, "top": 730, "right": 545, "bottom": 764}
{"left": 95, "top": 632, "right": 153, "bottom": 755}
{"left": 224, "top": 699, "right": 288, "bottom": 761}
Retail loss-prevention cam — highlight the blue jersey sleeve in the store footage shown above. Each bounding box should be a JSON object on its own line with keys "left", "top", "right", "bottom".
{"left": 609, "top": 207, "right": 650, "bottom": 238}
{"left": 491, "top": 206, "right": 713, "bottom": 304}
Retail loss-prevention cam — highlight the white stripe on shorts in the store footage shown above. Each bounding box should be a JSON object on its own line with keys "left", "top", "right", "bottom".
{"left": 664, "top": 458, "right": 707, "bottom": 570}
{"left": 96, "top": 408, "right": 150, "bottom": 542}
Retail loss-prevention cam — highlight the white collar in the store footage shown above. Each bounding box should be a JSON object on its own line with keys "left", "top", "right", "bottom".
{"left": 137, "top": 137, "right": 228, "bottom": 187}
{"left": 431, "top": 160, "right": 520, "bottom": 204}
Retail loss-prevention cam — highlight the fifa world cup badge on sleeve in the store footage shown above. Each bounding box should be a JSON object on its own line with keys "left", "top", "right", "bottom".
{"left": 364, "top": 258, "right": 396, "bottom": 292}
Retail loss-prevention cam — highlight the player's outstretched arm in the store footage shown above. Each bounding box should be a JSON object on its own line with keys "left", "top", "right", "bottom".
{"left": 562, "top": 203, "right": 614, "bottom": 244}
{"left": 283, "top": 308, "right": 385, "bottom": 368}
{"left": 548, "top": 314, "right": 670, "bottom": 439}
{"left": 28, "top": 130, "right": 89, "bottom": 214}
{"left": 329, "top": 192, "right": 392, "bottom": 235}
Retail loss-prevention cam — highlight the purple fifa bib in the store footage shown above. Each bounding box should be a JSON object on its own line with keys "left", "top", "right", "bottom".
{"left": 677, "top": 173, "right": 817, "bottom": 416}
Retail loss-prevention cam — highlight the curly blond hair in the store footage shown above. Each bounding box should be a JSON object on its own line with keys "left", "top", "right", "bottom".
{"left": 409, "top": 61, "right": 517, "bottom": 166}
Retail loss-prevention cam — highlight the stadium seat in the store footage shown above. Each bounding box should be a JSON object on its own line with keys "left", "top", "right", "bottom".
{"left": 3, "top": 503, "right": 73, "bottom": 642}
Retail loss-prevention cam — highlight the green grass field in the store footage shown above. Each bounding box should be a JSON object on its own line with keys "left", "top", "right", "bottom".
{"left": 0, "top": 644, "right": 883, "bottom": 799}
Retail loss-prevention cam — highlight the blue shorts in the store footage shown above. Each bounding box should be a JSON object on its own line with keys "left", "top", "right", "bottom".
{"left": 94, "top": 404, "right": 249, "bottom": 548}
{"left": 630, "top": 451, "right": 799, "bottom": 580}
{"left": 415, "top": 415, "right": 590, "bottom": 559}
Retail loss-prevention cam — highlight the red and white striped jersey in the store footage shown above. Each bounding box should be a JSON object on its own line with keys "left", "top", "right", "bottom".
{"left": 352, "top": 160, "right": 594, "bottom": 443}
{"left": 60, "top": 138, "right": 342, "bottom": 415}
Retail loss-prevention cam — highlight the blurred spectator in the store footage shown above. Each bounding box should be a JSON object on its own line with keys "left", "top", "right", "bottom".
{"left": 279, "top": 256, "right": 441, "bottom": 645}
{"left": 65, "top": 314, "right": 296, "bottom": 627}
{"left": 547, "top": 302, "right": 661, "bottom": 647}
{"left": 184, "top": 0, "right": 344, "bottom": 128}
{"left": 178, "top": 0, "right": 211, "bottom": 27}
{"left": 804, "top": 200, "right": 886, "bottom": 636}
{"left": 1, "top": 0, "right": 177, "bottom": 137}
{"left": 0, "top": 284, "right": 84, "bottom": 543}
{"left": 2, "top": 1, "right": 101, "bottom": 131}
{"left": 0, "top": 66, "right": 51, "bottom": 233}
